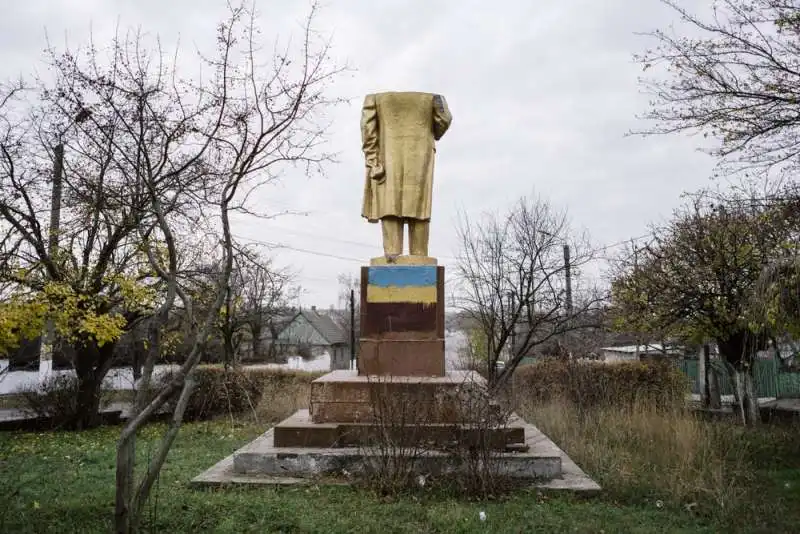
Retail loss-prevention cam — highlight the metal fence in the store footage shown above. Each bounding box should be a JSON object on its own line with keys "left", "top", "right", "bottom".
{"left": 677, "top": 357, "right": 800, "bottom": 398}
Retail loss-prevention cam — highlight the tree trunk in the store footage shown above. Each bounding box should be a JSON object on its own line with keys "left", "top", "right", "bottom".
{"left": 250, "top": 324, "right": 262, "bottom": 361}
{"left": 717, "top": 330, "right": 765, "bottom": 425}
{"left": 116, "top": 312, "right": 164, "bottom": 534}
{"left": 73, "top": 340, "right": 116, "bottom": 430}
{"left": 267, "top": 325, "right": 280, "bottom": 362}
{"left": 115, "top": 436, "right": 136, "bottom": 534}
{"left": 704, "top": 344, "right": 723, "bottom": 409}
{"left": 132, "top": 347, "right": 142, "bottom": 382}
{"left": 73, "top": 365, "right": 102, "bottom": 430}
{"left": 734, "top": 369, "right": 759, "bottom": 425}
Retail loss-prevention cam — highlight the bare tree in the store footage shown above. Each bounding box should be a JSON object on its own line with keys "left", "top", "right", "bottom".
{"left": 454, "top": 194, "right": 603, "bottom": 391}
{"left": 237, "top": 248, "right": 298, "bottom": 363}
{"left": 91, "top": 3, "right": 345, "bottom": 532}
{"left": 635, "top": 0, "right": 800, "bottom": 180}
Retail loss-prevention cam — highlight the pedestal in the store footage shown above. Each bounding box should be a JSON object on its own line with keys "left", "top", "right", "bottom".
{"left": 216, "top": 257, "right": 567, "bottom": 486}
{"left": 358, "top": 262, "right": 445, "bottom": 376}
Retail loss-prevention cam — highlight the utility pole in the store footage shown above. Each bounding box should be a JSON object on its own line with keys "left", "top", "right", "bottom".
{"left": 39, "top": 143, "right": 64, "bottom": 380}
{"left": 562, "top": 244, "right": 573, "bottom": 359}
{"left": 507, "top": 291, "right": 516, "bottom": 361}
{"left": 563, "top": 244, "right": 572, "bottom": 317}
{"left": 349, "top": 288, "right": 356, "bottom": 370}
{"left": 632, "top": 239, "right": 640, "bottom": 361}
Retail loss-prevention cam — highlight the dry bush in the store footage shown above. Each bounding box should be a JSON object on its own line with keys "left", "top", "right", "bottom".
{"left": 514, "top": 359, "right": 688, "bottom": 411}
{"left": 16, "top": 374, "right": 112, "bottom": 429}
{"left": 519, "top": 396, "right": 752, "bottom": 513}
{"left": 183, "top": 367, "right": 265, "bottom": 422}
{"left": 358, "top": 374, "right": 518, "bottom": 498}
{"left": 444, "top": 378, "right": 517, "bottom": 498}
{"left": 152, "top": 366, "right": 262, "bottom": 422}
{"left": 253, "top": 370, "right": 321, "bottom": 423}
{"left": 152, "top": 366, "right": 324, "bottom": 423}
{"left": 357, "top": 376, "right": 434, "bottom": 495}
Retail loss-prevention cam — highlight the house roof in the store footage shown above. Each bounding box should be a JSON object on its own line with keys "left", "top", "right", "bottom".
{"left": 600, "top": 344, "right": 682, "bottom": 355}
{"left": 295, "top": 309, "right": 347, "bottom": 345}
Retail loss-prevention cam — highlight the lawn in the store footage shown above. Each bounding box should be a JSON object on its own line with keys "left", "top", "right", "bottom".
{"left": 1, "top": 412, "right": 798, "bottom": 533}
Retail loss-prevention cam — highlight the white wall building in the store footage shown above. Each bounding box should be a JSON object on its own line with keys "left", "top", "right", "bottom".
{"left": 599, "top": 344, "right": 683, "bottom": 363}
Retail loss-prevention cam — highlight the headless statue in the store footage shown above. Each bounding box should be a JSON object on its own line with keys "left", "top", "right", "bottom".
{"left": 360, "top": 91, "right": 452, "bottom": 260}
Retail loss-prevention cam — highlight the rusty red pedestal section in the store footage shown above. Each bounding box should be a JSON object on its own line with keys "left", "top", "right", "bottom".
{"left": 357, "top": 265, "right": 446, "bottom": 377}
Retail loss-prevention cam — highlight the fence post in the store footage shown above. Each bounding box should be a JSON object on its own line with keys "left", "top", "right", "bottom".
{"left": 697, "top": 345, "right": 707, "bottom": 407}
{"left": 773, "top": 352, "right": 780, "bottom": 399}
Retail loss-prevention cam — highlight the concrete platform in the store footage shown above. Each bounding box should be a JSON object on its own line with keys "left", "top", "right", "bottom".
{"left": 191, "top": 413, "right": 601, "bottom": 492}
{"left": 273, "top": 409, "right": 527, "bottom": 449}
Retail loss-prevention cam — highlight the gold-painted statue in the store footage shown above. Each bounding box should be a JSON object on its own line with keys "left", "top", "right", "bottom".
{"left": 360, "top": 91, "right": 452, "bottom": 261}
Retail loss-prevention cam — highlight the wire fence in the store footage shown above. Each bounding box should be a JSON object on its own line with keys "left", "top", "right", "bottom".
{"left": 676, "top": 357, "right": 800, "bottom": 399}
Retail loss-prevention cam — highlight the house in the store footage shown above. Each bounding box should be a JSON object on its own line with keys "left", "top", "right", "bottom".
{"left": 274, "top": 307, "right": 350, "bottom": 370}
{"left": 599, "top": 343, "right": 683, "bottom": 363}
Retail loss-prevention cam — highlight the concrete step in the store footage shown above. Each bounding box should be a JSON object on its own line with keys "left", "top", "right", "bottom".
{"left": 309, "top": 369, "right": 493, "bottom": 424}
{"left": 232, "top": 410, "right": 563, "bottom": 481}
{"left": 273, "top": 409, "right": 527, "bottom": 449}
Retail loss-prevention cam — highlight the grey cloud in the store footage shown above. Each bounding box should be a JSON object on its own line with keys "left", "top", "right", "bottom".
{"left": 0, "top": 0, "right": 717, "bottom": 306}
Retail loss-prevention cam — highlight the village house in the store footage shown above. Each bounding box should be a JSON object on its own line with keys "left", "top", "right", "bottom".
{"left": 270, "top": 307, "right": 350, "bottom": 370}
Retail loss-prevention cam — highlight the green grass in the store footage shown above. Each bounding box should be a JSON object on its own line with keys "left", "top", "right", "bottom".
{"left": 1, "top": 417, "right": 798, "bottom": 533}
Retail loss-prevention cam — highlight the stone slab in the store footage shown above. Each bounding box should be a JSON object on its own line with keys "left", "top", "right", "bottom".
{"left": 370, "top": 256, "right": 437, "bottom": 266}
{"left": 309, "top": 370, "right": 481, "bottom": 423}
{"left": 274, "top": 409, "right": 526, "bottom": 449}
{"left": 232, "top": 417, "right": 560, "bottom": 480}
{"left": 192, "top": 415, "right": 601, "bottom": 492}
{"left": 358, "top": 338, "right": 445, "bottom": 376}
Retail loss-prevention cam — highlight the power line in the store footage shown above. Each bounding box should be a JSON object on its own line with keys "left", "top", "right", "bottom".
{"left": 232, "top": 227, "right": 656, "bottom": 272}
{"left": 255, "top": 224, "right": 382, "bottom": 250}
{"left": 592, "top": 232, "right": 654, "bottom": 254}
{"left": 232, "top": 233, "right": 366, "bottom": 263}
{"left": 234, "top": 228, "right": 459, "bottom": 262}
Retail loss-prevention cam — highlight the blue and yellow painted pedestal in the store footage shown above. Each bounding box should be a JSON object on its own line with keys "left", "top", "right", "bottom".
{"left": 358, "top": 259, "right": 445, "bottom": 376}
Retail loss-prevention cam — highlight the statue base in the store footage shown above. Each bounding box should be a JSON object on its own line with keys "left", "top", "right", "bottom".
{"left": 369, "top": 255, "right": 437, "bottom": 266}
{"left": 192, "top": 261, "right": 600, "bottom": 494}
{"left": 358, "top": 262, "right": 444, "bottom": 376}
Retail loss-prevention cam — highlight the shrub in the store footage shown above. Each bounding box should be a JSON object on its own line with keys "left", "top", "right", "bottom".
{"left": 356, "top": 374, "right": 519, "bottom": 498}
{"left": 17, "top": 374, "right": 111, "bottom": 429}
{"left": 152, "top": 366, "right": 261, "bottom": 422}
{"left": 513, "top": 359, "right": 689, "bottom": 410}
{"left": 254, "top": 369, "right": 322, "bottom": 422}
{"left": 152, "top": 366, "right": 322, "bottom": 422}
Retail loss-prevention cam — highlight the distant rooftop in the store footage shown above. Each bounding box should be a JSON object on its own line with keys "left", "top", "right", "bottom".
{"left": 600, "top": 344, "right": 683, "bottom": 355}
{"left": 299, "top": 308, "right": 347, "bottom": 345}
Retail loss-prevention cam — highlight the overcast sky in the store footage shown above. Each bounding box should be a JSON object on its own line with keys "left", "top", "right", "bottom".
{"left": 0, "top": 0, "right": 717, "bottom": 308}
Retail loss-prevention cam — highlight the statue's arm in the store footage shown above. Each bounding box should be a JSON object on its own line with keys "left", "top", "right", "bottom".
{"left": 432, "top": 94, "right": 452, "bottom": 141}
{"left": 360, "top": 94, "right": 384, "bottom": 180}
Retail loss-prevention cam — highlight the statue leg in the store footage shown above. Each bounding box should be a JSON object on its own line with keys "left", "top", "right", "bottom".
{"left": 408, "top": 219, "right": 429, "bottom": 256}
{"left": 381, "top": 216, "right": 403, "bottom": 257}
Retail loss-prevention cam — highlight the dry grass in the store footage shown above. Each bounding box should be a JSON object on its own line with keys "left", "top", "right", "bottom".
{"left": 251, "top": 370, "right": 320, "bottom": 423}
{"left": 519, "top": 397, "right": 753, "bottom": 514}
